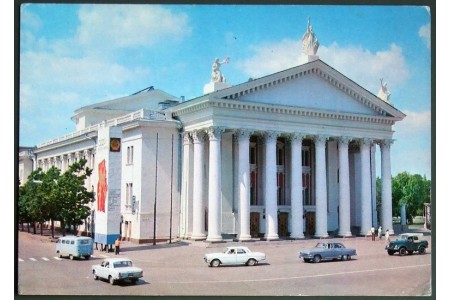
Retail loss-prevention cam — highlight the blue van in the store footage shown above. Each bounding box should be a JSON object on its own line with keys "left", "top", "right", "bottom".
{"left": 56, "top": 236, "right": 94, "bottom": 260}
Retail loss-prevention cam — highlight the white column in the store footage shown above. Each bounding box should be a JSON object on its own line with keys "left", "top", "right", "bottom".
{"left": 371, "top": 144, "right": 378, "bottom": 227}
{"left": 237, "top": 130, "right": 252, "bottom": 241}
{"left": 264, "top": 131, "right": 279, "bottom": 240}
{"left": 381, "top": 140, "right": 394, "bottom": 235}
{"left": 290, "top": 133, "right": 305, "bottom": 239}
{"left": 206, "top": 127, "right": 224, "bottom": 242}
{"left": 191, "top": 131, "right": 206, "bottom": 240}
{"left": 180, "top": 132, "right": 195, "bottom": 238}
{"left": 359, "top": 138, "right": 372, "bottom": 236}
{"left": 314, "top": 135, "right": 329, "bottom": 238}
{"left": 338, "top": 137, "right": 352, "bottom": 237}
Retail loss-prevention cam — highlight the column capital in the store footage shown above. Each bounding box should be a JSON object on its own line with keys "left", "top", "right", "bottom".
{"left": 313, "top": 135, "right": 329, "bottom": 145}
{"left": 264, "top": 131, "right": 280, "bottom": 142}
{"left": 236, "top": 129, "right": 253, "bottom": 143}
{"left": 358, "top": 138, "right": 373, "bottom": 147}
{"left": 207, "top": 127, "right": 225, "bottom": 141}
{"left": 380, "top": 139, "right": 394, "bottom": 148}
{"left": 290, "top": 132, "right": 306, "bottom": 141}
{"left": 337, "top": 136, "right": 352, "bottom": 145}
{"left": 191, "top": 130, "right": 205, "bottom": 144}
{"left": 182, "top": 132, "right": 192, "bottom": 145}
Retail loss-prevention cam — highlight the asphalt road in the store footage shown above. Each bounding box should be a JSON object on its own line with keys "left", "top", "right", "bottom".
{"left": 16, "top": 228, "right": 433, "bottom": 297}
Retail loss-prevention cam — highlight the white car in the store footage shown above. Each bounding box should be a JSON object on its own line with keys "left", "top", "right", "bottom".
{"left": 92, "top": 258, "right": 143, "bottom": 285}
{"left": 204, "top": 246, "right": 266, "bottom": 267}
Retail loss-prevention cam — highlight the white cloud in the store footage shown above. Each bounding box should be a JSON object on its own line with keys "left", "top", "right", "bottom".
{"left": 419, "top": 22, "right": 431, "bottom": 49}
{"left": 237, "top": 40, "right": 410, "bottom": 95}
{"left": 20, "top": 51, "right": 148, "bottom": 93}
{"left": 236, "top": 39, "right": 301, "bottom": 79}
{"left": 75, "top": 5, "right": 191, "bottom": 49}
{"left": 391, "top": 110, "right": 431, "bottom": 178}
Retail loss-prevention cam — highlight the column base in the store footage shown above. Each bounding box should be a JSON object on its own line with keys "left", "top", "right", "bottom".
{"left": 238, "top": 234, "right": 252, "bottom": 241}
{"left": 206, "top": 235, "right": 223, "bottom": 242}
{"left": 190, "top": 233, "right": 206, "bottom": 241}
{"left": 314, "top": 232, "right": 329, "bottom": 238}
{"left": 264, "top": 233, "right": 279, "bottom": 241}
{"left": 338, "top": 231, "right": 353, "bottom": 237}
{"left": 289, "top": 233, "right": 305, "bottom": 239}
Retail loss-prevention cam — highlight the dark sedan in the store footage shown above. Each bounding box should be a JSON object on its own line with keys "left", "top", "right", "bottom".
{"left": 299, "top": 242, "right": 357, "bottom": 263}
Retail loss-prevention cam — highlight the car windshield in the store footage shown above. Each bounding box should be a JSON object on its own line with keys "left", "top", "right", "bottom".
{"left": 113, "top": 261, "right": 133, "bottom": 268}
{"left": 79, "top": 239, "right": 91, "bottom": 245}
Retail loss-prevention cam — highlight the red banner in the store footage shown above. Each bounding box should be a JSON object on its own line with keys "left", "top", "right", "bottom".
{"left": 97, "top": 159, "right": 108, "bottom": 212}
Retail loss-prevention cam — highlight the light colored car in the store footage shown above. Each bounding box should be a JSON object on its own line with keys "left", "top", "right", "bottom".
{"left": 299, "top": 242, "right": 357, "bottom": 263}
{"left": 92, "top": 258, "right": 143, "bottom": 285}
{"left": 204, "top": 246, "right": 266, "bottom": 267}
{"left": 55, "top": 236, "right": 93, "bottom": 260}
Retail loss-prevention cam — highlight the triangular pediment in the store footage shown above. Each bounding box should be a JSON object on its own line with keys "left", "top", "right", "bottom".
{"left": 211, "top": 59, "right": 405, "bottom": 120}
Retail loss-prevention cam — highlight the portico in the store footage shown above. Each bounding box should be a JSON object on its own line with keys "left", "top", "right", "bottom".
{"left": 171, "top": 57, "right": 404, "bottom": 242}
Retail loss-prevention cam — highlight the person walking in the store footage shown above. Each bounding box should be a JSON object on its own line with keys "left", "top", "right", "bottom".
{"left": 371, "top": 227, "right": 375, "bottom": 241}
{"left": 378, "top": 226, "right": 382, "bottom": 240}
{"left": 114, "top": 237, "right": 121, "bottom": 255}
{"left": 385, "top": 229, "right": 390, "bottom": 244}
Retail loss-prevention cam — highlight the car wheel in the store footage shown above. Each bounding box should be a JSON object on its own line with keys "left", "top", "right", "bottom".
{"left": 247, "top": 258, "right": 257, "bottom": 266}
{"left": 211, "top": 259, "right": 221, "bottom": 267}
{"left": 92, "top": 271, "right": 98, "bottom": 280}
{"left": 342, "top": 255, "right": 350, "bottom": 261}
{"left": 398, "top": 248, "right": 407, "bottom": 256}
{"left": 313, "top": 255, "right": 321, "bottom": 263}
{"left": 84, "top": 255, "right": 91, "bottom": 259}
{"left": 109, "top": 276, "right": 115, "bottom": 285}
{"left": 69, "top": 254, "right": 74, "bottom": 260}
{"left": 419, "top": 246, "right": 426, "bottom": 254}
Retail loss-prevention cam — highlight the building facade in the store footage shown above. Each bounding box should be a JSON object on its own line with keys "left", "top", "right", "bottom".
{"left": 19, "top": 25, "right": 405, "bottom": 244}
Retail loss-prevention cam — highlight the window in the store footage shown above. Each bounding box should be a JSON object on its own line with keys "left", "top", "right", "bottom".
{"left": 303, "top": 173, "right": 313, "bottom": 206}
{"left": 127, "top": 146, "right": 134, "bottom": 165}
{"left": 126, "top": 183, "right": 133, "bottom": 208}
{"left": 250, "top": 171, "right": 258, "bottom": 205}
{"left": 302, "top": 149, "right": 310, "bottom": 166}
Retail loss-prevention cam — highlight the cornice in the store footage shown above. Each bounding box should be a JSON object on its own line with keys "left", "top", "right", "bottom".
{"left": 172, "top": 97, "right": 397, "bottom": 125}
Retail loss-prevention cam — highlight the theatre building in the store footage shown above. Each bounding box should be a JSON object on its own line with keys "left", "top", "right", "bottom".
{"left": 22, "top": 23, "right": 405, "bottom": 244}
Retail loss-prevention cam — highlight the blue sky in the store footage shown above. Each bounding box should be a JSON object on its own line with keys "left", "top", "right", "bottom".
{"left": 18, "top": 3, "right": 432, "bottom": 179}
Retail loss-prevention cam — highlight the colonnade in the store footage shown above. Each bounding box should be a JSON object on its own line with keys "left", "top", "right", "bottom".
{"left": 183, "top": 127, "right": 394, "bottom": 242}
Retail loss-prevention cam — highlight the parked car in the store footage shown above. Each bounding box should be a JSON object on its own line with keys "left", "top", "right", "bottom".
{"left": 299, "top": 242, "right": 357, "bottom": 263}
{"left": 55, "top": 236, "right": 93, "bottom": 260}
{"left": 92, "top": 258, "right": 143, "bottom": 285}
{"left": 385, "top": 233, "right": 428, "bottom": 256}
{"left": 204, "top": 246, "right": 266, "bottom": 267}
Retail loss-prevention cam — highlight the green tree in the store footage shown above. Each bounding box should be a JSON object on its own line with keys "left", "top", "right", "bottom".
{"left": 391, "top": 172, "right": 431, "bottom": 224}
{"left": 21, "top": 169, "right": 47, "bottom": 234}
{"left": 57, "top": 159, "right": 94, "bottom": 235}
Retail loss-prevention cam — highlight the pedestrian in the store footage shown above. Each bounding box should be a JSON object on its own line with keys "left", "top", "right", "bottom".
{"left": 115, "top": 237, "right": 121, "bottom": 255}
{"left": 385, "top": 229, "right": 390, "bottom": 244}
{"left": 378, "top": 226, "right": 382, "bottom": 240}
{"left": 371, "top": 227, "right": 375, "bottom": 241}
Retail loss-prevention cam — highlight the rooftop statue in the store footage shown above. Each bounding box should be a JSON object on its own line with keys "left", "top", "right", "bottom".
{"left": 377, "top": 78, "right": 391, "bottom": 102}
{"left": 211, "top": 57, "right": 230, "bottom": 83}
{"left": 302, "top": 17, "right": 320, "bottom": 56}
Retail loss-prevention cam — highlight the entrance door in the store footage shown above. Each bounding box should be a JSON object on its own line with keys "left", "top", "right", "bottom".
{"left": 305, "top": 212, "right": 315, "bottom": 236}
{"left": 250, "top": 212, "right": 260, "bottom": 238}
{"left": 278, "top": 212, "right": 289, "bottom": 237}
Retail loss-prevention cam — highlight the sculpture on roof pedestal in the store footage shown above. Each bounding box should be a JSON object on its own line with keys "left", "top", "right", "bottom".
{"left": 211, "top": 57, "right": 230, "bottom": 83}
{"left": 302, "top": 17, "right": 320, "bottom": 57}
{"left": 204, "top": 56, "right": 232, "bottom": 94}
{"left": 377, "top": 78, "right": 391, "bottom": 102}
